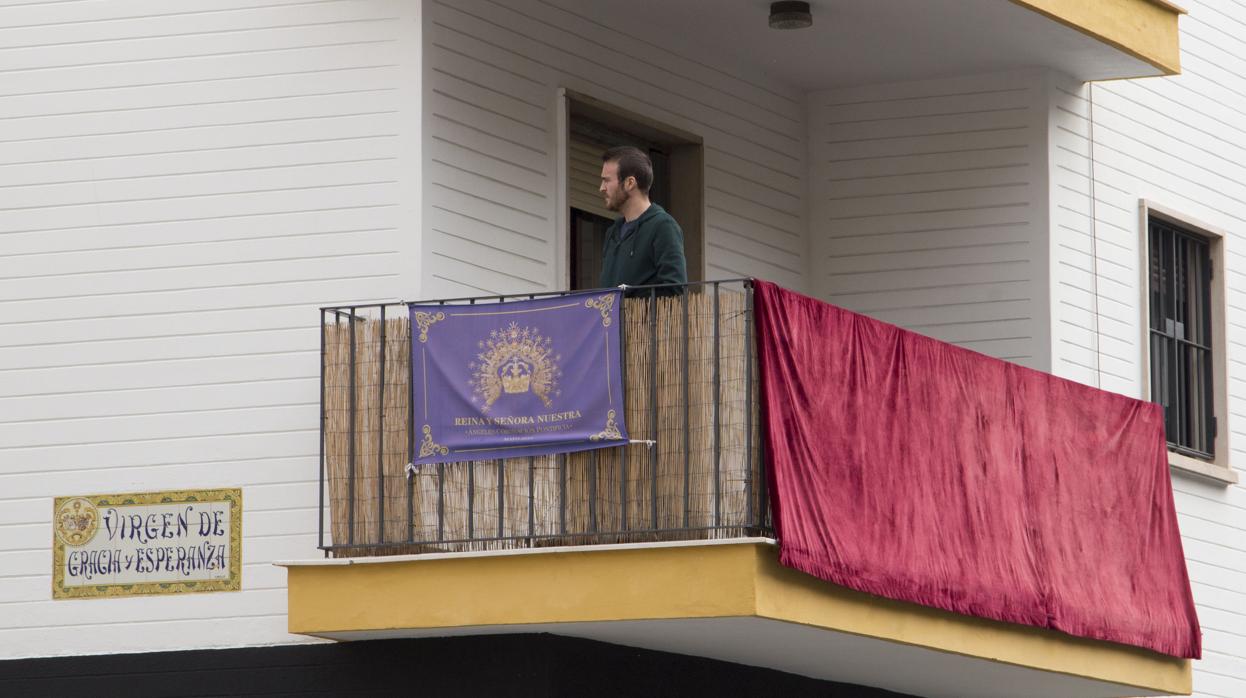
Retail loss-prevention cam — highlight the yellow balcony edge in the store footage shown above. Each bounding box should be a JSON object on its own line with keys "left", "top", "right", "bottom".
{"left": 285, "top": 541, "right": 1190, "bottom": 695}
{"left": 286, "top": 543, "right": 761, "bottom": 632}
{"left": 749, "top": 546, "right": 1191, "bottom": 695}
{"left": 1010, "top": 0, "right": 1183, "bottom": 75}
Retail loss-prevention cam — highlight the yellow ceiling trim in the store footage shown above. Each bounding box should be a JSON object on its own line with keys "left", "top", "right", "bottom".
{"left": 1010, "top": 0, "right": 1183, "bottom": 75}
{"left": 285, "top": 542, "right": 1189, "bottom": 694}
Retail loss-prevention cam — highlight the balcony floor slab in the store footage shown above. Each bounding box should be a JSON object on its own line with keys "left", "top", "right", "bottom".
{"left": 279, "top": 540, "right": 1190, "bottom": 698}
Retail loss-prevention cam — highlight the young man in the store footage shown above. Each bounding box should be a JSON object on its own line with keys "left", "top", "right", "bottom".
{"left": 597, "top": 146, "right": 687, "bottom": 291}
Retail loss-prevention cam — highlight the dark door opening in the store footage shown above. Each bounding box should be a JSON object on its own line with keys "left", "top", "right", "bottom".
{"left": 570, "top": 208, "right": 614, "bottom": 291}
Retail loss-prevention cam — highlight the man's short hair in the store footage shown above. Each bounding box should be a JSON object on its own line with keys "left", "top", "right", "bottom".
{"left": 603, "top": 146, "right": 654, "bottom": 194}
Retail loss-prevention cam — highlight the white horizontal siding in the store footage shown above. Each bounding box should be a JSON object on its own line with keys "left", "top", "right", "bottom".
{"left": 0, "top": 0, "right": 418, "bottom": 659}
{"left": 423, "top": 0, "right": 807, "bottom": 296}
{"left": 810, "top": 71, "right": 1050, "bottom": 369}
{"left": 566, "top": 132, "right": 611, "bottom": 221}
{"left": 1046, "top": 3, "right": 1246, "bottom": 695}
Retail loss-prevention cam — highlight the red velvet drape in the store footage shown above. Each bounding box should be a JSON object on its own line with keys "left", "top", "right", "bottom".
{"left": 752, "top": 280, "right": 1201, "bottom": 659}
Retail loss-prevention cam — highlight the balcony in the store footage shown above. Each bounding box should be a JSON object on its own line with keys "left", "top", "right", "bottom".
{"left": 316, "top": 279, "right": 767, "bottom": 556}
{"left": 282, "top": 279, "right": 1193, "bottom": 698}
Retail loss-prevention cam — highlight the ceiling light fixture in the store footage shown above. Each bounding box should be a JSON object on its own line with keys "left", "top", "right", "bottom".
{"left": 769, "top": 1, "right": 813, "bottom": 30}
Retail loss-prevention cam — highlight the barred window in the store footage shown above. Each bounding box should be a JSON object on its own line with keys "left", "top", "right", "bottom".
{"left": 1148, "top": 218, "right": 1215, "bottom": 457}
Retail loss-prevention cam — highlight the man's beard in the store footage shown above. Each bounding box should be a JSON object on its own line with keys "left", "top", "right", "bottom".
{"left": 605, "top": 188, "right": 628, "bottom": 212}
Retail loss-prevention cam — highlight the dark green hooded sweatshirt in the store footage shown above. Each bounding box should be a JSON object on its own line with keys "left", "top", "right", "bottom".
{"left": 597, "top": 203, "right": 688, "bottom": 291}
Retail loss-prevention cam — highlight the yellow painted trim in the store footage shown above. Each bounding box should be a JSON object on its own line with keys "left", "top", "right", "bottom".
{"left": 1010, "top": 0, "right": 1182, "bottom": 75}
{"left": 750, "top": 547, "right": 1191, "bottom": 695}
{"left": 286, "top": 542, "right": 1190, "bottom": 695}
{"left": 288, "top": 544, "right": 759, "bottom": 630}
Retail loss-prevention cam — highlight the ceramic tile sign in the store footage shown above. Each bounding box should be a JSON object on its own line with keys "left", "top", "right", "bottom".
{"left": 52, "top": 488, "right": 241, "bottom": 599}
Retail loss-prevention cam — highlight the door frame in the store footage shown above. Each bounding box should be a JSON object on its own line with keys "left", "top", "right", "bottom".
{"left": 556, "top": 88, "right": 705, "bottom": 289}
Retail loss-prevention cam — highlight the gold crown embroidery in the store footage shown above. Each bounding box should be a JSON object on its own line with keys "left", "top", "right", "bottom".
{"left": 469, "top": 322, "right": 561, "bottom": 412}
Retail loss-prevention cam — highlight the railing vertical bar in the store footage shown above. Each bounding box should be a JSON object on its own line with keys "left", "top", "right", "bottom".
{"left": 618, "top": 445, "right": 627, "bottom": 532}
{"left": 589, "top": 449, "right": 598, "bottom": 534}
{"left": 489, "top": 296, "right": 502, "bottom": 541}
{"left": 467, "top": 301, "right": 481, "bottom": 542}
{"left": 744, "top": 283, "right": 755, "bottom": 526}
{"left": 618, "top": 293, "right": 628, "bottom": 531}
{"left": 376, "top": 305, "right": 387, "bottom": 544}
{"left": 334, "top": 312, "right": 342, "bottom": 550}
{"left": 406, "top": 305, "right": 415, "bottom": 544}
{"left": 347, "top": 307, "right": 357, "bottom": 546}
{"left": 681, "top": 289, "right": 690, "bottom": 528}
{"left": 405, "top": 468, "right": 414, "bottom": 544}
{"left": 497, "top": 459, "right": 504, "bottom": 540}
{"left": 437, "top": 300, "right": 447, "bottom": 542}
{"left": 527, "top": 455, "right": 535, "bottom": 538}
{"left": 712, "top": 283, "right": 721, "bottom": 528}
{"left": 559, "top": 453, "right": 567, "bottom": 535}
{"left": 318, "top": 309, "right": 326, "bottom": 552}
{"left": 758, "top": 421, "right": 769, "bottom": 534}
{"left": 649, "top": 287, "right": 658, "bottom": 530}
{"left": 437, "top": 461, "right": 445, "bottom": 542}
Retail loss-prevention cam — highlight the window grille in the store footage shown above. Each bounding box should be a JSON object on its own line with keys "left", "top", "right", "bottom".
{"left": 1148, "top": 218, "right": 1215, "bottom": 457}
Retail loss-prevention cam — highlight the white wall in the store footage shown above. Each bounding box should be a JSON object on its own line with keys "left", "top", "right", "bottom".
{"left": 809, "top": 70, "right": 1052, "bottom": 370}
{"left": 0, "top": 0, "right": 420, "bottom": 659}
{"left": 422, "top": 0, "right": 808, "bottom": 298}
{"left": 1047, "top": 3, "right": 1246, "bottom": 695}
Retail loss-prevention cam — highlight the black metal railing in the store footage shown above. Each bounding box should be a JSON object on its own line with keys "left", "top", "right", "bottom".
{"left": 318, "top": 279, "right": 770, "bottom": 556}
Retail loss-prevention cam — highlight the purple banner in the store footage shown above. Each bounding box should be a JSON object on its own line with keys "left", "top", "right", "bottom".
{"left": 410, "top": 290, "right": 628, "bottom": 465}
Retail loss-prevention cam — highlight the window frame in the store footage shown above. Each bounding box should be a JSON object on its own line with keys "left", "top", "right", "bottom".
{"left": 1138, "top": 200, "right": 1236, "bottom": 484}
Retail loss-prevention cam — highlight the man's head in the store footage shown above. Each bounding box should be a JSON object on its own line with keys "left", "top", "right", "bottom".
{"left": 600, "top": 146, "right": 653, "bottom": 212}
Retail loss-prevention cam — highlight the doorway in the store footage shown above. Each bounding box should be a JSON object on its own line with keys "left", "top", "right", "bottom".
{"left": 565, "top": 93, "right": 703, "bottom": 290}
